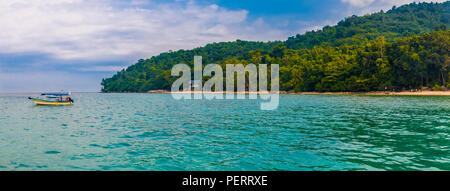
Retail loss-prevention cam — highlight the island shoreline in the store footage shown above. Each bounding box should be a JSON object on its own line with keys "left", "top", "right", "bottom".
{"left": 142, "top": 90, "right": 450, "bottom": 96}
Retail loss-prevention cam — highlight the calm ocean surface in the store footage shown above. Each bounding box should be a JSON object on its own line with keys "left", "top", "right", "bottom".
{"left": 0, "top": 93, "right": 449, "bottom": 170}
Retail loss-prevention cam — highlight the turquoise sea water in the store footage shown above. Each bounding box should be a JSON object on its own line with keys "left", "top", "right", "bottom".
{"left": 0, "top": 93, "right": 449, "bottom": 170}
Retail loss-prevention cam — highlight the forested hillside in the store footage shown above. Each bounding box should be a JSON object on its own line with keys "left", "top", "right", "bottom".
{"left": 101, "top": 2, "right": 450, "bottom": 92}
{"left": 285, "top": 2, "right": 449, "bottom": 49}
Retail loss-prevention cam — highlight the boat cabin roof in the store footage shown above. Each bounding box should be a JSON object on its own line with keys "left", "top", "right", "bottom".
{"left": 41, "top": 93, "right": 69, "bottom": 96}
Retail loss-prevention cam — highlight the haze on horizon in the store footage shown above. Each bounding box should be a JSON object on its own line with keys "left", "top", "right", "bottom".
{"left": 0, "top": 0, "right": 446, "bottom": 93}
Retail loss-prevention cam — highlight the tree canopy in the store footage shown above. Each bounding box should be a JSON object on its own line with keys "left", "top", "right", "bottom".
{"left": 102, "top": 2, "right": 450, "bottom": 93}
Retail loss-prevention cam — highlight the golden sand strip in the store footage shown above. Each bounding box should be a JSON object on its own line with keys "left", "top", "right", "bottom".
{"left": 168, "top": 91, "right": 271, "bottom": 94}
{"left": 148, "top": 90, "right": 450, "bottom": 96}
{"left": 293, "top": 91, "right": 450, "bottom": 96}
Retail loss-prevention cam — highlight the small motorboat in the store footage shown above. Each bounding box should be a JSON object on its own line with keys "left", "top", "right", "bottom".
{"left": 28, "top": 92, "right": 74, "bottom": 106}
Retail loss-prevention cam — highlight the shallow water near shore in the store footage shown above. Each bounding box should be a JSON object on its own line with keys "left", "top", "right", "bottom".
{"left": 0, "top": 93, "right": 449, "bottom": 170}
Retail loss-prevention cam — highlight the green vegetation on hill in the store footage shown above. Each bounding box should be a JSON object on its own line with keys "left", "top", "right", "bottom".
{"left": 101, "top": 2, "right": 450, "bottom": 93}
{"left": 285, "top": 2, "right": 449, "bottom": 49}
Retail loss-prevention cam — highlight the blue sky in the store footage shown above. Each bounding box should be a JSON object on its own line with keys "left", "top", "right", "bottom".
{"left": 0, "top": 0, "right": 445, "bottom": 92}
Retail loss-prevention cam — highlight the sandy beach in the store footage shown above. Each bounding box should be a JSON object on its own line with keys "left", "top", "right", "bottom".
{"left": 290, "top": 91, "right": 450, "bottom": 96}
{"left": 147, "top": 90, "right": 450, "bottom": 96}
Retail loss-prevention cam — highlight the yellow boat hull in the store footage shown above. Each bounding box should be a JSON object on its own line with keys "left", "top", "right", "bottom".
{"left": 30, "top": 98, "right": 73, "bottom": 106}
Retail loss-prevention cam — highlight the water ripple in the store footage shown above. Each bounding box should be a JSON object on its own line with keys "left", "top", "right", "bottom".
{"left": 0, "top": 93, "right": 448, "bottom": 170}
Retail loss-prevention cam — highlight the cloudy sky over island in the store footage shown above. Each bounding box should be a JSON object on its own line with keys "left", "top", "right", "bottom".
{"left": 0, "top": 0, "right": 446, "bottom": 92}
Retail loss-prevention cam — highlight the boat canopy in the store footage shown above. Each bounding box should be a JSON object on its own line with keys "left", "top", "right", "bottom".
{"left": 41, "top": 93, "right": 69, "bottom": 96}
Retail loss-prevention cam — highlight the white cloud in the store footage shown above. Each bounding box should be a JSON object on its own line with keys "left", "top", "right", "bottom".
{"left": 341, "top": 0, "right": 376, "bottom": 7}
{"left": 77, "top": 66, "right": 127, "bottom": 72}
{"left": 0, "top": 0, "right": 287, "bottom": 61}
